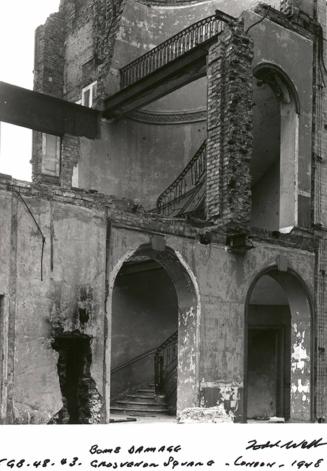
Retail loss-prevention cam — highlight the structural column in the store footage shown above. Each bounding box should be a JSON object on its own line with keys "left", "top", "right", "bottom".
{"left": 206, "top": 22, "right": 253, "bottom": 227}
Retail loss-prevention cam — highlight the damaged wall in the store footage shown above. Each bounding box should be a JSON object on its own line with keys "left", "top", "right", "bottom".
{"left": 0, "top": 180, "right": 107, "bottom": 423}
{"left": 0, "top": 175, "right": 316, "bottom": 423}
{"left": 107, "top": 223, "right": 314, "bottom": 422}
{"left": 32, "top": 0, "right": 306, "bottom": 213}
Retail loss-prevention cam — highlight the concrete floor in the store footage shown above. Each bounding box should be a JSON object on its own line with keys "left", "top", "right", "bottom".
{"left": 110, "top": 414, "right": 177, "bottom": 424}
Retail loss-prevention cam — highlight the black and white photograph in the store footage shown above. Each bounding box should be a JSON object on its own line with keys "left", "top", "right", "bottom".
{"left": 0, "top": 0, "right": 324, "bottom": 433}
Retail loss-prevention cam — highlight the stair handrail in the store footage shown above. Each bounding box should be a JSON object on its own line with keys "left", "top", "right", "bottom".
{"left": 111, "top": 331, "right": 178, "bottom": 375}
{"left": 156, "top": 331, "right": 178, "bottom": 353}
{"left": 155, "top": 331, "right": 178, "bottom": 400}
{"left": 156, "top": 140, "right": 206, "bottom": 215}
{"left": 120, "top": 10, "right": 235, "bottom": 88}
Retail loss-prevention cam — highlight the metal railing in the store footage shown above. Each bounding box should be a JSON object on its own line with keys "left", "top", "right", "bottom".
{"left": 120, "top": 12, "right": 232, "bottom": 88}
{"left": 111, "top": 346, "right": 158, "bottom": 376}
{"left": 111, "top": 331, "right": 178, "bottom": 384}
{"left": 154, "top": 331, "right": 178, "bottom": 413}
{"left": 110, "top": 331, "right": 178, "bottom": 414}
{"left": 156, "top": 140, "right": 206, "bottom": 217}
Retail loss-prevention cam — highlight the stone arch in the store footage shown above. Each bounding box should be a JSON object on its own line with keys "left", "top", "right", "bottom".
{"left": 244, "top": 264, "right": 313, "bottom": 422}
{"left": 105, "top": 243, "right": 200, "bottom": 421}
{"left": 251, "top": 62, "right": 300, "bottom": 231}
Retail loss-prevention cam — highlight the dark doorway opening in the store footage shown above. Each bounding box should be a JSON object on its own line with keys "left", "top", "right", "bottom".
{"left": 247, "top": 325, "right": 290, "bottom": 420}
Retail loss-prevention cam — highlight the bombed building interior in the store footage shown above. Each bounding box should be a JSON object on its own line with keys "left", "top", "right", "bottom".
{"left": 0, "top": 0, "right": 326, "bottom": 424}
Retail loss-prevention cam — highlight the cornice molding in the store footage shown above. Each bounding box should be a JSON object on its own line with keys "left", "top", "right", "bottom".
{"left": 135, "top": 0, "right": 210, "bottom": 6}
{"left": 127, "top": 108, "right": 207, "bottom": 124}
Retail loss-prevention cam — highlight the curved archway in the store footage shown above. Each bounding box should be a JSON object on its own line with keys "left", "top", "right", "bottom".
{"left": 108, "top": 244, "right": 200, "bottom": 420}
{"left": 251, "top": 63, "right": 299, "bottom": 232}
{"left": 244, "top": 266, "right": 313, "bottom": 422}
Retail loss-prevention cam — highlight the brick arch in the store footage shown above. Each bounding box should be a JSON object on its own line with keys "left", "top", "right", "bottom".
{"left": 244, "top": 265, "right": 313, "bottom": 422}
{"left": 105, "top": 243, "right": 200, "bottom": 421}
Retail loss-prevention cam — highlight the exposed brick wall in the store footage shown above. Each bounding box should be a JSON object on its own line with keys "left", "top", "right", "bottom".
{"left": 93, "top": 0, "right": 127, "bottom": 101}
{"left": 34, "top": 13, "right": 65, "bottom": 97}
{"left": 60, "top": 135, "right": 80, "bottom": 189}
{"left": 59, "top": 0, "right": 93, "bottom": 34}
{"left": 206, "top": 22, "right": 253, "bottom": 227}
{"left": 33, "top": 11, "right": 65, "bottom": 183}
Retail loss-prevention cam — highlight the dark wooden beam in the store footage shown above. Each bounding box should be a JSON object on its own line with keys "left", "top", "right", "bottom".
{"left": 0, "top": 81, "right": 99, "bottom": 139}
{"left": 103, "top": 45, "right": 210, "bottom": 119}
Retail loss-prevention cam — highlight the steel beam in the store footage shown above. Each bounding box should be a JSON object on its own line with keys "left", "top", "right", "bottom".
{"left": 0, "top": 82, "right": 99, "bottom": 139}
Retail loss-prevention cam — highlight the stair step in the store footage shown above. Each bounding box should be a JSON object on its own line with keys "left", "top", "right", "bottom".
{"left": 110, "top": 407, "right": 169, "bottom": 416}
{"left": 126, "top": 394, "right": 165, "bottom": 402}
{"left": 137, "top": 388, "right": 156, "bottom": 394}
{"left": 113, "top": 400, "right": 167, "bottom": 410}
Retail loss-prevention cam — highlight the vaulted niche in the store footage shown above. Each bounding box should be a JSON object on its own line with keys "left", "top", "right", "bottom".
{"left": 251, "top": 66, "right": 299, "bottom": 232}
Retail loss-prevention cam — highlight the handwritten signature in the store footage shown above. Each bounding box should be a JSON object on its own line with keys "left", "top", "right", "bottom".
{"left": 224, "top": 438, "right": 327, "bottom": 469}
{"left": 246, "top": 438, "right": 327, "bottom": 451}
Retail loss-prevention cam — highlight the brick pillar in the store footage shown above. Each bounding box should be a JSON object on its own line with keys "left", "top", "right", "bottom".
{"left": 206, "top": 22, "right": 253, "bottom": 227}
{"left": 314, "top": 0, "right": 327, "bottom": 421}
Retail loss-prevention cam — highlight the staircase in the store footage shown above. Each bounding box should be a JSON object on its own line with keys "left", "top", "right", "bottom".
{"left": 110, "top": 332, "right": 178, "bottom": 418}
{"left": 156, "top": 140, "right": 206, "bottom": 218}
{"left": 110, "top": 384, "right": 170, "bottom": 417}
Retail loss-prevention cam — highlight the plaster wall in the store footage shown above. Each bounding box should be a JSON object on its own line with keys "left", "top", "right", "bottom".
{"left": 251, "top": 83, "right": 280, "bottom": 230}
{"left": 251, "top": 161, "right": 280, "bottom": 230}
{"left": 79, "top": 119, "right": 206, "bottom": 208}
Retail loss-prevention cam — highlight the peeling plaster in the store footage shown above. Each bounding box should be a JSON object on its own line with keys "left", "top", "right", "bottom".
{"left": 291, "top": 379, "right": 310, "bottom": 395}
{"left": 180, "top": 306, "right": 196, "bottom": 327}
{"left": 291, "top": 327, "right": 309, "bottom": 372}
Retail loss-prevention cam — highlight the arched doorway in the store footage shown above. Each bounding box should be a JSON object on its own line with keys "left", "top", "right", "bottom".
{"left": 251, "top": 64, "right": 299, "bottom": 231}
{"left": 245, "top": 267, "right": 312, "bottom": 422}
{"left": 108, "top": 244, "right": 199, "bottom": 420}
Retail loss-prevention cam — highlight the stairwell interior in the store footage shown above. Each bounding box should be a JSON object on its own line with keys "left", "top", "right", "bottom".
{"left": 110, "top": 257, "right": 178, "bottom": 421}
